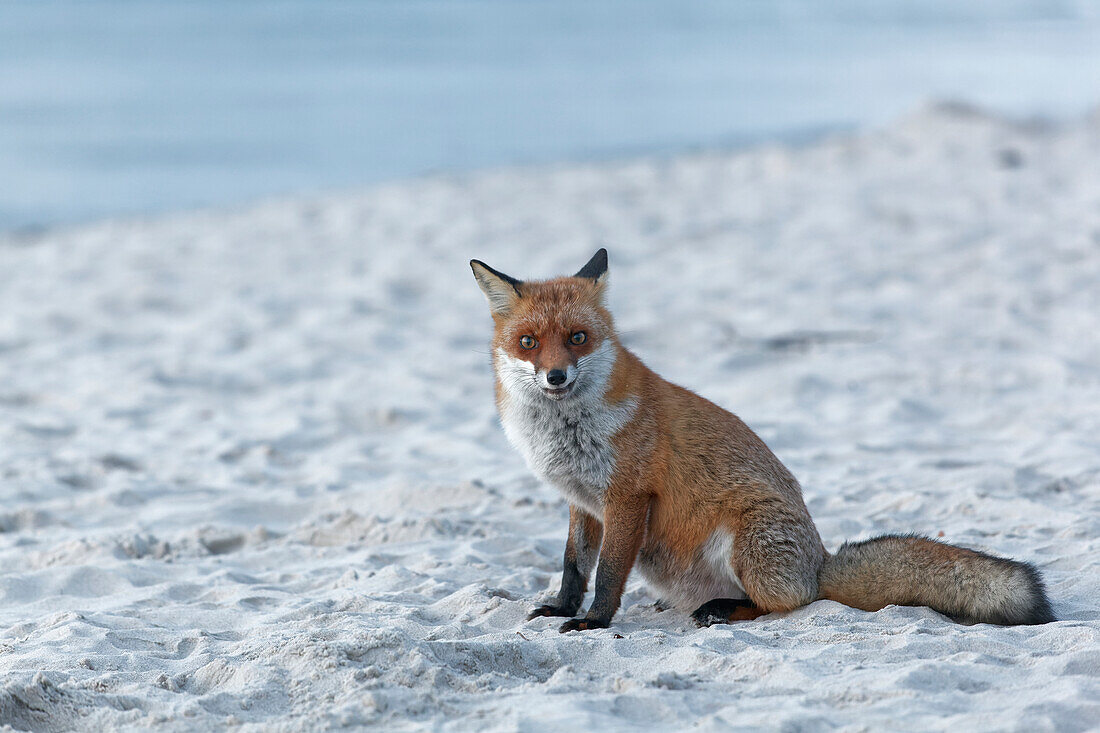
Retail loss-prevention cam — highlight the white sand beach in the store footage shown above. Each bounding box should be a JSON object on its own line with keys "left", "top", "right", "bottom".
{"left": 1, "top": 103, "right": 1099, "bottom": 730}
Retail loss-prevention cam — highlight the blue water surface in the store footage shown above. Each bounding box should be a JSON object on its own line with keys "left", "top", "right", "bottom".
{"left": 2, "top": 0, "right": 1099, "bottom": 231}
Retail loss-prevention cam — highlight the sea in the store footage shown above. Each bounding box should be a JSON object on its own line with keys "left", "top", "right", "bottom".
{"left": 2, "top": 0, "right": 1099, "bottom": 231}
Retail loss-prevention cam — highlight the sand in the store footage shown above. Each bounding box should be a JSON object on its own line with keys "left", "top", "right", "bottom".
{"left": 1, "top": 102, "right": 1099, "bottom": 731}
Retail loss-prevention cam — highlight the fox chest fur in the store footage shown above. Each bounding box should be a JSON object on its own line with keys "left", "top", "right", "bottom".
{"left": 497, "top": 386, "right": 636, "bottom": 518}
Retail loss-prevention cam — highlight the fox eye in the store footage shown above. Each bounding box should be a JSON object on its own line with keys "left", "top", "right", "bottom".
{"left": 570, "top": 331, "right": 587, "bottom": 345}
{"left": 519, "top": 335, "right": 538, "bottom": 350}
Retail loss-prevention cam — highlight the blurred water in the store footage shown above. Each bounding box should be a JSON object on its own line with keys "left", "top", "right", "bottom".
{"left": 1, "top": 0, "right": 1099, "bottom": 231}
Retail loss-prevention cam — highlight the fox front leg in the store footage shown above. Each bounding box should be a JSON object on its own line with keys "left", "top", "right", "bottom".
{"left": 528, "top": 507, "right": 602, "bottom": 620}
{"left": 559, "top": 496, "right": 649, "bottom": 633}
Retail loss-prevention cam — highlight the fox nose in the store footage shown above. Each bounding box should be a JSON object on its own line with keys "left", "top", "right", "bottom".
{"left": 546, "top": 369, "right": 567, "bottom": 386}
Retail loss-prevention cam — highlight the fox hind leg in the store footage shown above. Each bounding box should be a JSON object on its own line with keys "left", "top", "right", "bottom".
{"left": 692, "top": 598, "right": 767, "bottom": 627}
{"left": 733, "top": 508, "right": 823, "bottom": 615}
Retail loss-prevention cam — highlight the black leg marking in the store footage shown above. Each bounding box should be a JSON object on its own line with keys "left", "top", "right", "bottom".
{"left": 528, "top": 507, "right": 602, "bottom": 623}
{"left": 692, "top": 598, "right": 759, "bottom": 627}
{"left": 559, "top": 552, "right": 627, "bottom": 632}
{"left": 581, "top": 552, "right": 626, "bottom": 626}
{"left": 559, "top": 498, "right": 647, "bottom": 633}
{"left": 559, "top": 616, "right": 610, "bottom": 633}
{"left": 527, "top": 557, "right": 586, "bottom": 619}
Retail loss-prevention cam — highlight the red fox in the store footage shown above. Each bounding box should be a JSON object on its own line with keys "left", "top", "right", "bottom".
{"left": 471, "top": 249, "right": 1054, "bottom": 632}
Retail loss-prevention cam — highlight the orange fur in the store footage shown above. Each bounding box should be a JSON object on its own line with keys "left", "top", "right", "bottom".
{"left": 472, "top": 250, "right": 1054, "bottom": 630}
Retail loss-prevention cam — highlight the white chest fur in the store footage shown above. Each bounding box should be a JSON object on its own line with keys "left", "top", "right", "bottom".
{"left": 494, "top": 344, "right": 635, "bottom": 516}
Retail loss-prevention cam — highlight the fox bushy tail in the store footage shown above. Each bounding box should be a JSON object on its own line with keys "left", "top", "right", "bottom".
{"left": 817, "top": 534, "right": 1054, "bottom": 625}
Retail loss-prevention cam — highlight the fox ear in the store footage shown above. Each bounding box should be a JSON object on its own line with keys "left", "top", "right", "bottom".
{"left": 470, "top": 259, "right": 522, "bottom": 316}
{"left": 574, "top": 247, "right": 609, "bottom": 296}
{"left": 574, "top": 248, "right": 608, "bottom": 281}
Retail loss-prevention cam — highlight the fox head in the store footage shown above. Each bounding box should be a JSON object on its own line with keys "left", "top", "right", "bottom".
{"left": 470, "top": 248, "right": 617, "bottom": 404}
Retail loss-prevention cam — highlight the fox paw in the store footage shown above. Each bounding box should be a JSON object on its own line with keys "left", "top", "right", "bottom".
{"left": 527, "top": 604, "right": 577, "bottom": 620}
{"left": 559, "top": 617, "right": 609, "bottom": 633}
{"left": 692, "top": 609, "right": 726, "bottom": 628}
{"left": 691, "top": 598, "right": 765, "bottom": 627}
